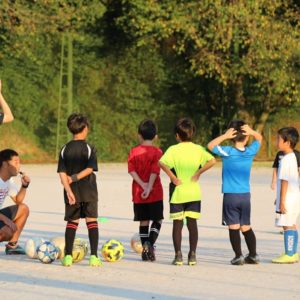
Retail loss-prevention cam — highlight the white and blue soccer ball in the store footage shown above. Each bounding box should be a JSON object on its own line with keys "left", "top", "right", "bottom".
{"left": 37, "top": 241, "right": 58, "bottom": 264}
{"left": 25, "top": 237, "right": 45, "bottom": 259}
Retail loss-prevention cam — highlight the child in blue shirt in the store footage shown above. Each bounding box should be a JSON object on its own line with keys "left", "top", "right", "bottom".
{"left": 208, "top": 120, "right": 262, "bottom": 265}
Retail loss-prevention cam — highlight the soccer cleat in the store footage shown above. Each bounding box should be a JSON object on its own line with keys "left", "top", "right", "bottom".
{"left": 5, "top": 244, "right": 26, "bottom": 255}
{"left": 89, "top": 255, "right": 103, "bottom": 267}
{"left": 172, "top": 251, "right": 183, "bottom": 266}
{"left": 188, "top": 251, "right": 197, "bottom": 266}
{"left": 147, "top": 244, "right": 156, "bottom": 262}
{"left": 293, "top": 253, "right": 299, "bottom": 262}
{"left": 244, "top": 254, "right": 260, "bottom": 264}
{"left": 141, "top": 241, "right": 150, "bottom": 261}
{"left": 272, "top": 254, "right": 296, "bottom": 264}
{"left": 62, "top": 255, "right": 73, "bottom": 267}
{"left": 231, "top": 255, "right": 244, "bottom": 266}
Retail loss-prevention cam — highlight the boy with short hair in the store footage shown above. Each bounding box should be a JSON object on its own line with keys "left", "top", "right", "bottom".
{"left": 57, "top": 113, "right": 101, "bottom": 267}
{"left": 128, "top": 119, "right": 163, "bottom": 261}
{"left": 208, "top": 120, "right": 262, "bottom": 265}
{"left": 272, "top": 127, "right": 300, "bottom": 264}
{"left": 159, "top": 118, "right": 216, "bottom": 266}
{"left": 0, "top": 149, "right": 30, "bottom": 254}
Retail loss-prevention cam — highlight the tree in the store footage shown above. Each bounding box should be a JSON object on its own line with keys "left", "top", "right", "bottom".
{"left": 106, "top": 0, "right": 300, "bottom": 133}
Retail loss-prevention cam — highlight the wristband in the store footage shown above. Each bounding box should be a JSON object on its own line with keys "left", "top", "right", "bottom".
{"left": 22, "top": 183, "right": 29, "bottom": 189}
{"left": 71, "top": 174, "right": 79, "bottom": 182}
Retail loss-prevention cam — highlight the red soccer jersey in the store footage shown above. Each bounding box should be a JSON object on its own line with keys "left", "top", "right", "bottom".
{"left": 128, "top": 145, "right": 163, "bottom": 204}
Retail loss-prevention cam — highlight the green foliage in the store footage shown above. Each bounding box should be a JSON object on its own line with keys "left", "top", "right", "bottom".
{"left": 112, "top": 0, "right": 300, "bottom": 131}
{"left": 0, "top": 0, "right": 299, "bottom": 161}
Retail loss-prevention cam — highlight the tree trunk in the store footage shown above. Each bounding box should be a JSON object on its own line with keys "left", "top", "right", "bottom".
{"left": 255, "top": 110, "right": 270, "bottom": 133}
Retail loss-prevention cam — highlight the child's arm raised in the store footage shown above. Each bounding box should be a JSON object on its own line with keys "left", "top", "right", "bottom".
{"left": 159, "top": 161, "right": 182, "bottom": 186}
{"left": 241, "top": 125, "right": 262, "bottom": 143}
{"left": 207, "top": 128, "right": 237, "bottom": 151}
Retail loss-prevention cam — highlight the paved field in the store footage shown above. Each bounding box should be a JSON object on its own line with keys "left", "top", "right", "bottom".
{"left": 0, "top": 164, "right": 299, "bottom": 300}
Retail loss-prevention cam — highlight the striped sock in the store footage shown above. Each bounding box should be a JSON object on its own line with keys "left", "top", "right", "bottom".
{"left": 139, "top": 225, "right": 149, "bottom": 245}
{"left": 284, "top": 230, "right": 295, "bottom": 256}
{"left": 65, "top": 221, "right": 79, "bottom": 255}
{"left": 149, "top": 221, "right": 162, "bottom": 246}
{"left": 87, "top": 221, "right": 99, "bottom": 256}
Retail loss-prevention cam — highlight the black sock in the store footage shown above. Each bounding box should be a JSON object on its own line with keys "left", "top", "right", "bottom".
{"left": 149, "top": 221, "right": 162, "bottom": 246}
{"left": 173, "top": 220, "right": 184, "bottom": 253}
{"left": 87, "top": 221, "right": 99, "bottom": 256}
{"left": 229, "top": 229, "right": 242, "bottom": 257}
{"left": 242, "top": 228, "right": 257, "bottom": 257}
{"left": 186, "top": 218, "right": 198, "bottom": 253}
{"left": 65, "top": 221, "right": 78, "bottom": 255}
{"left": 139, "top": 225, "right": 149, "bottom": 245}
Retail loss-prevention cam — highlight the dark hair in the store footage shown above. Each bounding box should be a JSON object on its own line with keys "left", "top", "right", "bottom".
{"left": 227, "top": 120, "right": 247, "bottom": 142}
{"left": 67, "top": 113, "right": 89, "bottom": 134}
{"left": 278, "top": 127, "right": 299, "bottom": 149}
{"left": 175, "top": 118, "right": 196, "bottom": 141}
{"left": 0, "top": 149, "right": 19, "bottom": 168}
{"left": 138, "top": 119, "right": 157, "bottom": 140}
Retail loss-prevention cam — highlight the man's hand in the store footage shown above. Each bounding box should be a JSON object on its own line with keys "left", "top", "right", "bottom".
{"left": 20, "top": 172, "right": 31, "bottom": 187}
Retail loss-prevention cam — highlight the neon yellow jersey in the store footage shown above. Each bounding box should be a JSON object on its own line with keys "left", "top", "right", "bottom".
{"left": 160, "top": 142, "right": 214, "bottom": 204}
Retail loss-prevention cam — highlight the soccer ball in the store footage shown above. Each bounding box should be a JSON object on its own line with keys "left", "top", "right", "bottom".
{"left": 51, "top": 236, "right": 89, "bottom": 261}
{"left": 50, "top": 236, "right": 65, "bottom": 259}
{"left": 37, "top": 241, "right": 59, "bottom": 264}
{"left": 72, "top": 239, "right": 88, "bottom": 263}
{"left": 130, "top": 233, "right": 143, "bottom": 254}
{"left": 25, "top": 237, "right": 45, "bottom": 259}
{"left": 101, "top": 239, "right": 124, "bottom": 262}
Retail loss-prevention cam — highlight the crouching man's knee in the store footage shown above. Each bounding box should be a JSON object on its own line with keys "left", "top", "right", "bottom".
{"left": 0, "top": 225, "right": 14, "bottom": 242}
{"left": 18, "top": 203, "right": 30, "bottom": 219}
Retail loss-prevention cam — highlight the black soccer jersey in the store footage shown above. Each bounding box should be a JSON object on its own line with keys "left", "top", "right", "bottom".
{"left": 57, "top": 140, "right": 98, "bottom": 203}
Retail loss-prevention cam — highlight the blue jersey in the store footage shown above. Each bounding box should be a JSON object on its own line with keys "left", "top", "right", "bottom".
{"left": 212, "top": 141, "right": 260, "bottom": 193}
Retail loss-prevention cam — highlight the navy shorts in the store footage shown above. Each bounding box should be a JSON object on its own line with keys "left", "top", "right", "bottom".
{"left": 133, "top": 200, "right": 164, "bottom": 221}
{"left": 222, "top": 193, "right": 251, "bottom": 226}
{"left": 0, "top": 205, "right": 19, "bottom": 229}
{"left": 65, "top": 201, "right": 98, "bottom": 221}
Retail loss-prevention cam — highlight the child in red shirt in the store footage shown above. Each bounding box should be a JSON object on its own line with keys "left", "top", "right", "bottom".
{"left": 128, "top": 119, "right": 163, "bottom": 261}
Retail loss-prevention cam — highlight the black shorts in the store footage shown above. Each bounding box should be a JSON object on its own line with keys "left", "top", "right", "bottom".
{"left": 0, "top": 205, "right": 19, "bottom": 229}
{"left": 222, "top": 193, "right": 251, "bottom": 226}
{"left": 170, "top": 201, "right": 201, "bottom": 220}
{"left": 65, "top": 202, "right": 98, "bottom": 221}
{"left": 133, "top": 201, "right": 164, "bottom": 221}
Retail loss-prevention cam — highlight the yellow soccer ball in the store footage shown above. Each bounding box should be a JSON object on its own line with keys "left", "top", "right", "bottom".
{"left": 101, "top": 239, "right": 124, "bottom": 262}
